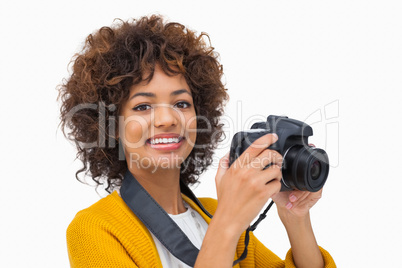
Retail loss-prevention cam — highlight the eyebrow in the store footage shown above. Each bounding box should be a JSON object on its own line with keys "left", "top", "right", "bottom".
{"left": 129, "top": 89, "right": 191, "bottom": 100}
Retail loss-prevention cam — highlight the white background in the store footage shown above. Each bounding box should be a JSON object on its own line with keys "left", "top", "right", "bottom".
{"left": 1, "top": 0, "right": 401, "bottom": 267}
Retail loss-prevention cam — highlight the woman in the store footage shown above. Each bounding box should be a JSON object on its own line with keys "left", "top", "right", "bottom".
{"left": 59, "top": 15, "right": 335, "bottom": 267}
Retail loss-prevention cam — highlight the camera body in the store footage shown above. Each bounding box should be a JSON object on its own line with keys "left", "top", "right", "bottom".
{"left": 229, "top": 115, "right": 329, "bottom": 192}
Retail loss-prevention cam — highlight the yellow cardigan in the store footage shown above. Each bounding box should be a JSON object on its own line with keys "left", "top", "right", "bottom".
{"left": 67, "top": 191, "right": 336, "bottom": 267}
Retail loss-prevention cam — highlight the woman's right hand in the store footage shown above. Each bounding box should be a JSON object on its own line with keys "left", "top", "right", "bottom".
{"left": 195, "top": 133, "right": 283, "bottom": 267}
{"left": 213, "top": 133, "right": 283, "bottom": 236}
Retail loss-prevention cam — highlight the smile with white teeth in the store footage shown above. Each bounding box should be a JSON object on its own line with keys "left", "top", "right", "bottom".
{"left": 149, "top": 137, "right": 181, "bottom": 145}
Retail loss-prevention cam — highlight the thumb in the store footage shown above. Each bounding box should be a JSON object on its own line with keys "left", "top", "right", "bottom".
{"left": 215, "top": 152, "right": 230, "bottom": 185}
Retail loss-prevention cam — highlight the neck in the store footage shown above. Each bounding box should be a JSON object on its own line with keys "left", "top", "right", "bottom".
{"left": 127, "top": 166, "right": 186, "bottom": 215}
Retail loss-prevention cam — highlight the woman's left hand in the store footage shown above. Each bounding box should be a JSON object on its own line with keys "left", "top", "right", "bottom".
{"left": 272, "top": 189, "right": 325, "bottom": 268}
{"left": 271, "top": 189, "right": 323, "bottom": 219}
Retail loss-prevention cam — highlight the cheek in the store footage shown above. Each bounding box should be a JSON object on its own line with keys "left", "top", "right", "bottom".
{"left": 121, "top": 115, "right": 149, "bottom": 145}
{"left": 187, "top": 114, "right": 197, "bottom": 130}
{"left": 185, "top": 113, "right": 197, "bottom": 144}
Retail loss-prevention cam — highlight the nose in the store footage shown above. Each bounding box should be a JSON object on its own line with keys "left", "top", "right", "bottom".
{"left": 153, "top": 104, "right": 179, "bottom": 128}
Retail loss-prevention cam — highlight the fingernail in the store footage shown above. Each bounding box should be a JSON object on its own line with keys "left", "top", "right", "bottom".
{"left": 272, "top": 133, "right": 278, "bottom": 141}
{"left": 286, "top": 202, "right": 293, "bottom": 209}
{"left": 289, "top": 194, "right": 297, "bottom": 202}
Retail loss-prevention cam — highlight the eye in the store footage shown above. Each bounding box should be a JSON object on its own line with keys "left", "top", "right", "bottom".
{"left": 174, "top": 101, "right": 191, "bottom": 109}
{"left": 133, "top": 104, "right": 152, "bottom": 111}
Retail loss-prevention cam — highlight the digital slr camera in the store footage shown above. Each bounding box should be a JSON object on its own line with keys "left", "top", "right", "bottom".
{"left": 229, "top": 115, "right": 329, "bottom": 192}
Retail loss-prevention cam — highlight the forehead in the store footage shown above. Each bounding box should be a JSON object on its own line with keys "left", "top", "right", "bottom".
{"left": 129, "top": 67, "right": 191, "bottom": 97}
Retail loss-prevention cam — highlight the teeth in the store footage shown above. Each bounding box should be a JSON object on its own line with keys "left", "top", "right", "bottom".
{"left": 150, "top": 137, "right": 180, "bottom": 144}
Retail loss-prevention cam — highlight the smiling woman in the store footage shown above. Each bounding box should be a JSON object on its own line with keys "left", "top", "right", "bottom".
{"left": 59, "top": 14, "right": 336, "bottom": 268}
{"left": 58, "top": 15, "right": 228, "bottom": 192}
{"left": 119, "top": 65, "right": 198, "bottom": 176}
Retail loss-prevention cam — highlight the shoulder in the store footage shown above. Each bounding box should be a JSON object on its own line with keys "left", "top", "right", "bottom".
{"left": 68, "top": 192, "right": 120, "bottom": 223}
{"left": 66, "top": 192, "right": 160, "bottom": 267}
{"left": 66, "top": 191, "right": 141, "bottom": 238}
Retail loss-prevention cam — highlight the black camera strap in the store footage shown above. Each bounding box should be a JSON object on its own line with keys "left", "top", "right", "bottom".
{"left": 120, "top": 171, "right": 212, "bottom": 267}
{"left": 120, "top": 171, "right": 272, "bottom": 267}
{"left": 232, "top": 200, "right": 275, "bottom": 266}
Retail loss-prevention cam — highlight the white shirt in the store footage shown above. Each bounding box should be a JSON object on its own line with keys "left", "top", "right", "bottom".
{"left": 150, "top": 202, "right": 209, "bottom": 267}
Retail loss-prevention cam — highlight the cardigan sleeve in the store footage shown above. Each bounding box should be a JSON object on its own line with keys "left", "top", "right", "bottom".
{"left": 283, "top": 246, "right": 336, "bottom": 268}
{"left": 66, "top": 210, "right": 138, "bottom": 268}
{"left": 250, "top": 232, "right": 336, "bottom": 267}
{"left": 198, "top": 197, "right": 337, "bottom": 267}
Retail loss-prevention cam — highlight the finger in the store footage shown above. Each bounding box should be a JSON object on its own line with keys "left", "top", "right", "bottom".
{"left": 233, "top": 133, "right": 278, "bottom": 168}
{"left": 263, "top": 170, "right": 282, "bottom": 197}
{"left": 307, "top": 188, "right": 323, "bottom": 201}
{"left": 249, "top": 149, "right": 283, "bottom": 170}
{"left": 249, "top": 166, "right": 282, "bottom": 197}
{"left": 296, "top": 189, "right": 323, "bottom": 203}
{"left": 265, "top": 180, "right": 282, "bottom": 197}
{"left": 244, "top": 164, "right": 282, "bottom": 189}
{"left": 215, "top": 152, "right": 230, "bottom": 186}
{"left": 288, "top": 191, "right": 309, "bottom": 203}
{"left": 260, "top": 164, "right": 282, "bottom": 185}
{"left": 285, "top": 191, "right": 309, "bottom": 210}
{"left": 288, "top": 189, "right": 323, "bottom": 209}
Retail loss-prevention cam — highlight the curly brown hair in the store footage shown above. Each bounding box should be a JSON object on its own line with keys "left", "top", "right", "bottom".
{"left": 58, "top": 15, "right": 228, "bottom": 192}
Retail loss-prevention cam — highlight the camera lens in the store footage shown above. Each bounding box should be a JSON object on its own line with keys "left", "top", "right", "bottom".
{"left": 310, "top": 160, "right": 321, "bottom": 180}
{"left": 281, "top": 145, "right": 329, "bottom": 192}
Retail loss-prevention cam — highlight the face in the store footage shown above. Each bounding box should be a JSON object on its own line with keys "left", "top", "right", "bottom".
{"left": 119, "top": 66, "right": 197, "bottom": 173}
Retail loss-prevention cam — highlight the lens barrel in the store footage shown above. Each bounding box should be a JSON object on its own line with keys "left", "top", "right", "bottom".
{"left": 310, "top": 160, "right": 321, "bottom": 180}
{"left": 282, "top": 145, "right": 329, "bottom": 192}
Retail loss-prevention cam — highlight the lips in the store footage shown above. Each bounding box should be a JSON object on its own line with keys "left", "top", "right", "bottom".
{"left": 146, "top": 133, "right": 185, "bottom": 145}
{"left": 146, "top": 133, "right": 185, "bottom": 151}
